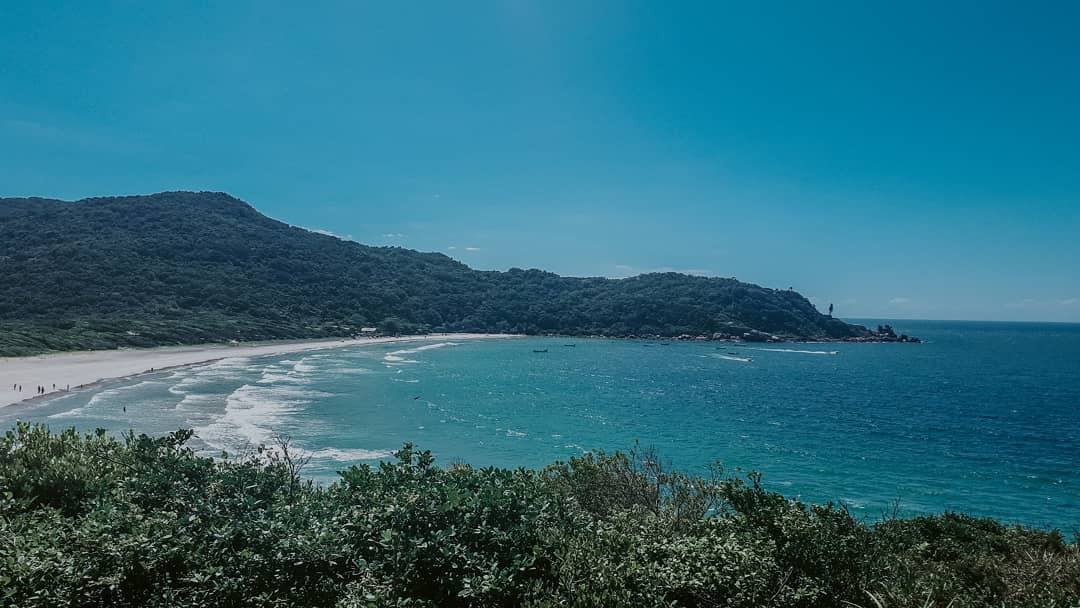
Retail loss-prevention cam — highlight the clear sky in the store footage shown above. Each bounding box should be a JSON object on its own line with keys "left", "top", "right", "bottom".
{"left": 2, "top": 1, "right": 1078, "bottom": 321}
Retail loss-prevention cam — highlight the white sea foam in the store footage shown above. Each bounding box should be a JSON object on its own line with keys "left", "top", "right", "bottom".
{"left": 48, "top": 405, "right": 90, "bottom": 419}
{"left": 199, "top": 357, "right": 255, "bottom": 374}
{"left": 751, "top": 348, "right": 838, "bottom": 355}
{"left": 254, "top": 358, "right": 317, "bottom": 385}
{"left": 168, "top": 357, "right": 255, "bottom": 394}
{"left": 389, "top": 342, "right": 460, "bottom": 355}
{"left": 48, "top": 380, "right": 159, "bottom": 418}
{"left": 840, "top": 498, "right": 866, "bottom": 509}
{"left": 175, "top": 393, "right": 221, "bottom": 410}
{"left": 194, "top": 384, "right": 332, "bottom": 450}
{"left": 304, "top": 447, "right": 394, "bottom": 461}
{"left": 329, "top": 367, "right": 373, "bottom": 375}
{"left": 256, "top": 373, "right": 302, "bottom": 384}
{"left": 382, "top": 342, "right": 459, "bottom": 364}
{"left": 710, "top": 353, "right": 752, "bottom": 363}
{"left": 292, "top": 361, "right": 317, "bottom": 373}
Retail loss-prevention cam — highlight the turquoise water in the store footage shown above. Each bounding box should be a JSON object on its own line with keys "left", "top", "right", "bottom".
{"left": 4, "top": 320, "right": 1079, "bottom": 530}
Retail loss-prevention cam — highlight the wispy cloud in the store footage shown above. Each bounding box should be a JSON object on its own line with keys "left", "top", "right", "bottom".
{"left": 1010, "top": 297, "right": 1080, "bottom": 309}
{"left": 4, "top": 119, "right": 63, "bottom": 139}
{"left": 382, "top": 233, "right": 404, "bottom": 238}
{"left": 888, "top": 297, "right": 911, "bottom": 305}
{"left": 306, "top": 227, "right": 353, "bottom": 240}
{"left": 3, "top": 117, "right": 140, "bottom": 152}
{"left": 613, "top": 264, "right": 712, "bottom": 277}
{"left": 464, "top": 247, "right": 481, "bottom": 252}
{"left": 446, "top": 246, "right": 457, "bottom": 251}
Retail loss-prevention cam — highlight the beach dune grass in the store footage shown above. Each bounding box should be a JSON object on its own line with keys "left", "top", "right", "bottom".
{"left": 0, "top": 422, "right": 1077, "bottom": 607}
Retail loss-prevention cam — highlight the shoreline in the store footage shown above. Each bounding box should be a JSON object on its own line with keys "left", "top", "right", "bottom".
{"left": 0, "top": 333, "right": 516, "bottom": 410}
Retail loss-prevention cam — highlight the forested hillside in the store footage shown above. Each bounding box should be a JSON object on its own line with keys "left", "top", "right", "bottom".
{"left": 0, "top": 192, "right": 864, "bottom": 355}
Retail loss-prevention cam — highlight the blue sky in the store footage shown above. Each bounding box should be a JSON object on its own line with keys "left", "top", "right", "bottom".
{"left": 2, "top": 1, "right": 1078, "bottom": 321}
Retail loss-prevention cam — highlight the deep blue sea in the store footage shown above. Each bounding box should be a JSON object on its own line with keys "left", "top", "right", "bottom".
{"left": 4, "top": 320, "right": 1079, "bottom": 530}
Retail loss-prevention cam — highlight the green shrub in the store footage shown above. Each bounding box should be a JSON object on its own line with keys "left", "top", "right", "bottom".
{"left": 0, "top": 424, "right": 1076, "bottom": 607}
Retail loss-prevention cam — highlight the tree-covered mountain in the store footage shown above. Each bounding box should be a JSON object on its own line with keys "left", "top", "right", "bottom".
{"left": 0, "top": 191, "right": 867, "bottom": 355}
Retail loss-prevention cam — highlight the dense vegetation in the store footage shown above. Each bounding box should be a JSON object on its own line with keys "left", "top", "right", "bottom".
{"left": 1, "top": 424, "right": 1076, "bottom": 607}
{"left": 0, "top": 192, "right": 863, "bottom": 356}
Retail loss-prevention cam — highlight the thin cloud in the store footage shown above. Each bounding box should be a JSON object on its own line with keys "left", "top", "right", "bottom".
{"left": 1011, "top": 297, "right": 1080, "bottom": 308}
{"left": 888, "top": 297, "right": 911, "bottom": 305}
{"left": 4, "top": 117, "right": 140, "bottom": 152}
{"left": 464, "top": 247, "right": 481, "bottom": 252}
{"left": 382, "top": 233, "right": 404, "bottom": 238}
{"left": 613, "top": 264, "right": 712, "bottom": 277}
{"left": 305, "top": 227, "right": 353, "bottom": 240}
{"left": 446, "top": 246, "right": 457, "bottom": 250}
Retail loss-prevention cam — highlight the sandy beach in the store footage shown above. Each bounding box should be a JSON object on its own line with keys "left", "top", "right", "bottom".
{"left": 0, "top": 333, "right": 514, "bottom": 409}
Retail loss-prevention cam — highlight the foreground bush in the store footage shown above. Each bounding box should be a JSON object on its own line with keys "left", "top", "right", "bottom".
{"left": 0, "top": 423, "right": 1077, "bottom": 607}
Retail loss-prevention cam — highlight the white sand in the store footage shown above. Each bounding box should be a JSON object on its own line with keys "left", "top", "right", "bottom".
{"left": 0, "top": 333, "right": 515, "bottom": 409}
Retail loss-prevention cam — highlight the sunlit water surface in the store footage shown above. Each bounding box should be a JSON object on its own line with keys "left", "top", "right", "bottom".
{"left": 5, "top": 320, "right": 1078, "bottom": 530}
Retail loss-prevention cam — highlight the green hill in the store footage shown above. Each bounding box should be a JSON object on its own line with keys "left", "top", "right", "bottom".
{"left": 0, "top": 191, "right": 866, "bottom": 355}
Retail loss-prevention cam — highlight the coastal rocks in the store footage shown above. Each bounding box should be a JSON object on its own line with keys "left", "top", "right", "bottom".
{"left": 550, "top": 323, "right": 920, "bottom": 345}
{"left": 840, "top": 324, "right": 921, "bottom": 343}
{"left": 741, "top": 329, "right": 779, "bottom": 343}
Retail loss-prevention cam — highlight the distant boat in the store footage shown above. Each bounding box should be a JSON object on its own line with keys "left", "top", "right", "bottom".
{"left": 533, "top": 349, "right": 549, "bottom": 353}
{"left": 714, "top": 354, "right": 752, "bottom": 363}
{"left": 563, "top": 344, "right": 576, "bottom": 347}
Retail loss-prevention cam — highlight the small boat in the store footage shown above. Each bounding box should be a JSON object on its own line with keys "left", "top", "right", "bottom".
{"left": 563, "top": 344, "right": 576, "bottom": 347}
{"left": 532, "top": 349, "right": 549, "bottom": 353}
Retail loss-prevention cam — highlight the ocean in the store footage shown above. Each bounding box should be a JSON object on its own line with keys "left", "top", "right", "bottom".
{"left": 4, "top": 320, "right": 1078, "bottom": 530}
